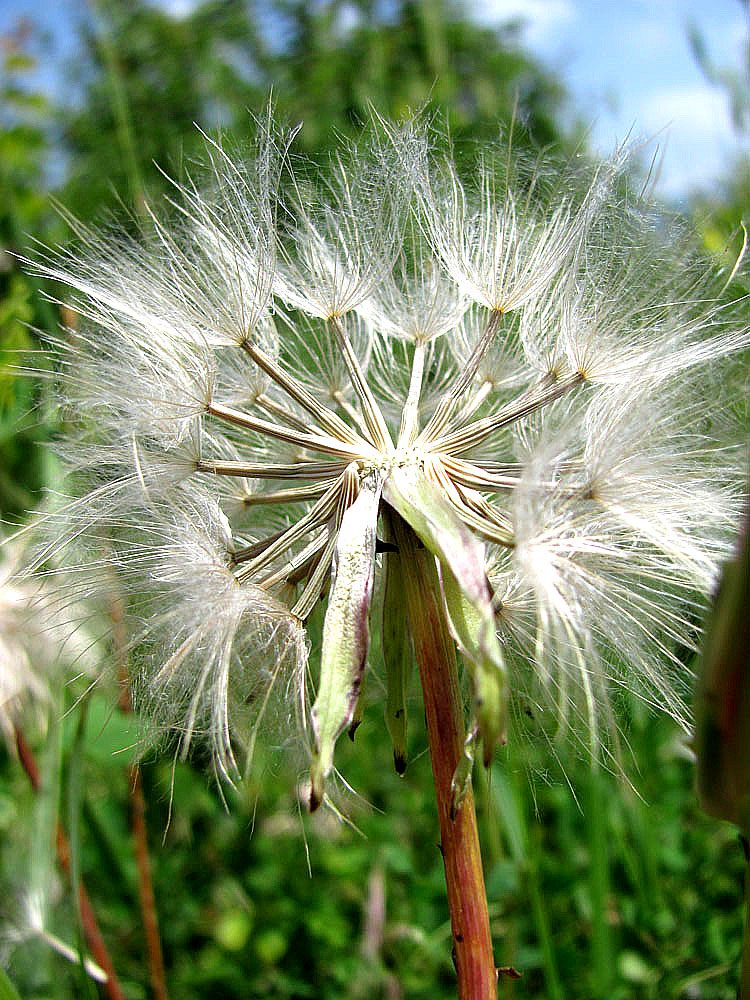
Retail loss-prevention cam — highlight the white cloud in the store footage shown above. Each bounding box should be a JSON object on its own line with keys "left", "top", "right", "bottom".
{"left": 153, "top": 0, "right": 202, "bottom": 18}
{"left": 333, "top": 3, "right": 362, "bottom": 37}
{"left": 637, "top": 84, "right": 741, "bottom": 197}
{"left": 640, "top": 84, "right": 733, "bottom": 142}
{"left": 472, "top": 0, "right": 577, "bottom": 46}
{"left": 625, "top": 15, "right": 676, "bottom": 57}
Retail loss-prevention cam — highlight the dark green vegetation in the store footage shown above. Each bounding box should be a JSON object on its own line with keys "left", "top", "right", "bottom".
{"left": 1, "top": 2, "right": 748, "bottom": 997}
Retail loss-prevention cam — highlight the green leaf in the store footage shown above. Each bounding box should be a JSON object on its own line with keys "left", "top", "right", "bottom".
{"left": 310, "top": 473, "right": 382, "bottom": 810}
{"left": 383, "top": 465, "right": 487, "bottom": 606}
{"left": 348, "top": 665, "right": 367, "bottom": 742}
{"left": 63, "top": 692, "right": 137, "bottom": 766}
{"left": 0, "top": 967, "right": 23, "bottom": 1000}
{"left": 442, "top": 565, "right": 507, "bottom": 765}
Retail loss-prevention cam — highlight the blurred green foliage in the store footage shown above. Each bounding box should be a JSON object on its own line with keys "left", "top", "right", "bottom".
{"left": 0, "top": 21, "right": 64, "bottom": 520}
{"left": 0, "top": 2, "right": 748, "bottom": 998}
{"left": 2, "top": 686, "right": 746, "bottom": 999}
{"left": 60, "top": 0, "right": 571, "bottom": 222}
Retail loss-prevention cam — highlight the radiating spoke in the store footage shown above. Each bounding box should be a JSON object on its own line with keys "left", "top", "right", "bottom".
{"left": 292, "top": 462, "right": 363, "bottom": 619}
{"left": 197, "top": 459, "right": 349, "bottom": 480}
{"left": 290, "top": 532, "right": 339, "bottom": 620}
{"left": 454, "top": 484, "right": 514, "bottom": 539}
{"left": 446, "top": 494, "right": 515, "bottom": 547}
{"left": 416, "top": 308, "right": 502, "bottom": 444}
{"left": 431, "top": 373, "right": 583, "bottom": 455}
{"left": 332, "top": 389, "right": 369, "bottom": 437}
{"left": 233, "top": 474, "right": 346, "bottom": 572}
{"left": 440, "top": 455, "right": 522, "bottom": 491}
{"left": 397, "top": 340, "right": 426, "bottom": 448}
{"left": 241, "top": 339, "right": 365, "bottom": 447}
{"left": 258, "top": 529, "right": 331, "bottom": 589}
{"left": 256, "top": 393, "right": 312, "bottom": 433}
{"left": 208, "top": 400, "right": 379, "bottom": 460}
{"left": 328, "top": 316, "right": 393, "bottom": 451}
{"left": 238, "top": 479, "right": 339, "bottom": 506}
{"left": 452, "top": 378, "right": 495, "bottom": 424}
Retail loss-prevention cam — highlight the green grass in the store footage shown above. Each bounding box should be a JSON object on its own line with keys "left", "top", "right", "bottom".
{"left": 1, "top": 682, "right": 746, "bottom": 1000}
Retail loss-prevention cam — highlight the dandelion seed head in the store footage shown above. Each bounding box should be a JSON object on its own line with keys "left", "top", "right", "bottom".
{"left": 28, "top": 111, "right": 749, "bottom": 795}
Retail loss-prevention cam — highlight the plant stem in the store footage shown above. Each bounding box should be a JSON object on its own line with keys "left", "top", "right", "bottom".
{"left": 130, "top": 764, "right": 170, "bottom": 1000}
{"left": 111, "top": 571, "right": 170, "bottom": 1000}
{"left": 14, "top": 727, "right": 126, "bottom": 1000}
{"left": 586, "top": 763, "right": 614, "bottom": 997}
{"left": 391, "top": 515, "right": 497, "bottom": 999}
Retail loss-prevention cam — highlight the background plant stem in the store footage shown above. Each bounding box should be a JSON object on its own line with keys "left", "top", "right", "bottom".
{"left": 14, "top": 726, "right": 126, "bottom": 1000}
{"left": 111, "top": 567, "right": 170, "bottom": 1000}
{"left": 391, "top": 514, "right": 498, "bottom": 1000}
{"left": 586, "top": 762, "right": 614, "bottom": 996}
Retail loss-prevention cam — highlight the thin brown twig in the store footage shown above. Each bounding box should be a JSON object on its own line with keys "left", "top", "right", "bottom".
{"left": 128, "top": 763, "right": 168, "bottom": 1000}
{"left": 110, "top": 571, "right": 170, "bottom": 1000}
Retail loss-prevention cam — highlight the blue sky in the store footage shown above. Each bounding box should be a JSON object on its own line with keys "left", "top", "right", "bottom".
{"left": 473, "top": 0, "right": 750, "bottom": 203}
{"left": 2, "top": 0, "right": 748, "bottom": 204}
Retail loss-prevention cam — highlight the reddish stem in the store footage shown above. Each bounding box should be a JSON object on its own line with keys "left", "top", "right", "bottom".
{"left": 112, "top": 573, "right": 170, "bottom": 1000}
{"left": 392, "top": 518, "right": 498, "bottom": 1000}
{"left": 15, "top": 726, "right": 126, "bottom": 1000}
{"left": 129, "top": 763, "right": 169, "bottom": 1000}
